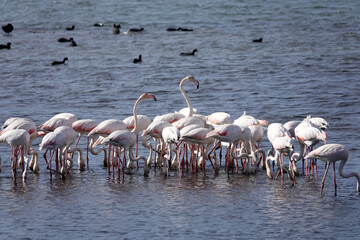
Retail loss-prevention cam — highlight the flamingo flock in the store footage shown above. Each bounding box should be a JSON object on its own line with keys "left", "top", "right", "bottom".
{"left": 0, "top": 75, "right": 359, "bottom": 196}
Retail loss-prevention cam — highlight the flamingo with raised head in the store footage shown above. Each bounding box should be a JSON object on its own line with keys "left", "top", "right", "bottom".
{"left": 305, "top": 143, "right": 360, "bottom": 196}
{"left": 99, "top": 93, "right": 157, "bottom": 177}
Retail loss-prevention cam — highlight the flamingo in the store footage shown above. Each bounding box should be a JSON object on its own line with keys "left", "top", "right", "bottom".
{"left": 206, "top": 112, "right": 233, "bottom": 127}
{"left": 38, "top": 117, "right": 73, "bottom": 133}
{"left": 87, "top": 119, "right": 127, "bottom": 167}
{"left": 51, "top": 113, "right": 78, "bottom": 123}
{"left": 142, "top": 120, "right": 172, "bottom": 168}
{"left": 162, "top": 126, "right": 181, "bottom": 176}
{"left": 39, "top": 131, "right": 67, "bottom": 178}
{"left": 54, "top": 126, "right": 85, "bottom": 171}
{"left": 123, "top": 113, "right": 151, "bottom": 161}
{"left": 99, "top": 93, "right": 157, "bottom": 176}
{"left": 177, "top": 107, "right": 198, "bottom": 117}
{"left": 265, "top": 135, "right": 295, "bottom": 185}
{"left": 0, "top": 117, "right": 39, "bottom": 173}
{"left": 180, "top": 127, "right": 216, "bottom": 175}
{"left": 72, "top": 119, "right": 99, "bottom": 168}
{"left": 206, "top": 124, "right": 251, "bottom": 175}
{"left": 0, "top": 129, "right": 30, "bottom": 181}
{"left": 304, "top": 144, "right": 360, "bottom": 196}
{"left": 293, "top": 116, "right": 327, "bottom": 177}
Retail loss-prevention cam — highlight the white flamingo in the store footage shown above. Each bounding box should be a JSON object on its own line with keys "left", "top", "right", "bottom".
{"left": 305, "top": 143, "right": 359, "bottom": 196}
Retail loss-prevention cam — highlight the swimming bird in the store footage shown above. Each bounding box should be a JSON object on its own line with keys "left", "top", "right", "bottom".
{"left": 133, "top": 55, "right": 142, "bottom": 63}
{"left": 113, "top": 24, "right": 121, "bottom": 34}
{"left": 69, "top": 40, "right": 77, "bottom": 47}
{"left": 94, "top": 23, "right": 104, "bottom": 27}
{"left": 180, "top": 49, "right": 197, "bottom": 56}
{"left": 2, "top": 23, "right": 13, "bottom": 35}
{"left": 305, "top": 143, "right": 360, "bottom": 196}
{"left": 66, "top": 25, "right": 75, "bottom": 31}
{"left": 51, "top": 57, "right": 68, "bottom": 65}
{"left": 58, "top": 37, "right": 73, "bottom": 42}
{"left": 252, "top": 38, "right": 263, "bottom": 43}
{"left": 129, "top": 27, "right": 144, "bottom": 32}
{"left": 0, "top": 42, "right": 11, "bottom": 50}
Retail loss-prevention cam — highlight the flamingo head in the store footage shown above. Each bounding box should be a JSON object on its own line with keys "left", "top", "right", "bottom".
{"left": 140, "top": 93, "right": 157, "bottom": 101}
{"left": 183, "top": 75, "right": 199, "bottom": 89}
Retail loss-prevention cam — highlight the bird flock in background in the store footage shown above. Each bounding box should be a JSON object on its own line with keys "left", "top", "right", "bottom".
{"left": 1, "top": 24, "right": 358, "bottom": 196}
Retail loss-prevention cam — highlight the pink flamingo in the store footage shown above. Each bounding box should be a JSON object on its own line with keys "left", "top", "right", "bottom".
{"left": 180, "top": 127, "right": 216, "bottom": 175}
{"left": 0, "top": 117, "right": 39, "bottom": 173}
{"left": 39, "top": 131, "right": 67, "bottom": 178}
{"left": 72, "top": 119, "right": 99, "bottom": 168}
{"left": 54, "top": 126, "right": 85, "bottom": 171}
{"left": 305, "top": 143, "right": 360, "bottom": 196}
{"left": 87, "top": 118, "right": 127, "bottom": 167}
{"left": 161, "top": 126, "right": 181, "bottom": 176}
{"left": 0, "top": 129, "right": 30, "bottom": 181}
{"left": 265, "top": 135, "right": 295, "bottom": 185}
{"left": 293, "top": 116, "right": 327, "bottom": 177}
{"left": 206, "top": 124, "right": 251, "bottom": 175}
{"left": 99, "top": 93, "right": 157, "bottom": 177}
{"left": 206, "top": 112, "right": 233, "bottom": 127}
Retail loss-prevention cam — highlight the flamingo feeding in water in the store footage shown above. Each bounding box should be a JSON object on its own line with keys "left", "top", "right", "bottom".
{"left": 0, "top": 129, "right": 30, "bottom": 181}
{"left": 98, "top": 93, "right": 157, "bottom": 177}
{"left": 305, "top": 143, "right": 360, "bottom": 196}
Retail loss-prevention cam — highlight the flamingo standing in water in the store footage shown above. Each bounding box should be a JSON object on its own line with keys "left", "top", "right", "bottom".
{"left": 98, "top": 93, "right": 157, "bottom": 177}
{"left": 0, "top": 129, "right": 30, "bottom": 181}
{"left": 206, "top": 124, "right": 251, "bottom": 175}
{"left": 180, "top": 127, "right": 216, "bottom": 176}
{"left": 87, "top": 119, "right": 127, "bottom": 168}
{"left": 39, "top": 131, "right": 67, "bottom": 179}
{"left": 293, "top": 116, "right": 327, "bottom": 177}
{"left": 54, "top": 126, "right": 85, "bottom": 172}
{"left": 162, "top": 126, "right": 180, "bottom": 176}
{"left": 72, "top": 119, "right": 99, "bottom": 168}
{"left": 305, "top": 143, "right": 360, "bottom": 196}
{"left": 0, "top": 117, "right": 39, "bottom": 173}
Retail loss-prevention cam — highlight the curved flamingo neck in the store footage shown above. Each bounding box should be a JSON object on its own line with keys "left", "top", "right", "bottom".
{"left": 132, "top": 97, "right": 143, "bottom": 133}
{"left": 339, "top": 159, "right": 360, "bottom": 191}
{"left": 179, "top": 79, "right": 194, "bottom": 117}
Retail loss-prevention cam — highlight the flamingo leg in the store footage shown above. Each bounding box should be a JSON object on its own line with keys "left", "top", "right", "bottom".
{"left": 86, "top": 136, "right": 89, "bottom": 168}
{"left": 320, "top": 162, "right": 330, "bottom": 194}
{"left": 136, "top": 135, "right": 139, "bottom": 169}
{"left": 333, "top": 162, "right": 337, "bottom": 196}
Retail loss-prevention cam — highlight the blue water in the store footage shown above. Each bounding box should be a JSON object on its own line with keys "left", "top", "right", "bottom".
{"left": 1, "top": 0, "right": 360, "bottom": 239}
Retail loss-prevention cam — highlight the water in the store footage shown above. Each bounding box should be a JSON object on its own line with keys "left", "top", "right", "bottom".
{"left": 1, "top": 0, "right": 360, "bottom": 239}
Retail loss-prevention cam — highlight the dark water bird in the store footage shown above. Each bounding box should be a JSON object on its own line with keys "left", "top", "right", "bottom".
{"left": 69, "top": 40, "right": 77, "bottom": 47}
{"left": 0, "top": 42, "right": 11, "bottom": 50}
{"left": 113, "top": 24, "right": 121, "bottom": 34}
{"left": 93, "top": 23, "right": 104, "bottom": 27}
{"left": 180, "top": 28, "right": 193, "bottom": 32}
{"left": 52, "top": 57, "right": 68, "bottom": 65}
{"left": 66, "top": 25, "right": 75, "bottom": 31}
{"left": 133, "top": 55, "right": 142, "bottom": 63}
{"left": 129, "top": 27, "right": 144, "bottom": 32}
{"left": 2, "top": 23, "right": 14, "bottom": 35}
{"left": 167, "top": 27, "right": 181, "bottom": 31}
{"left": 58, "top": 37, "right": 73, "bottom": 42}
{"left": 252, "top": 38, "right": 263, "bottom": 43}
{"left": 180, "top": 49, "right": 198, "bottom": 56}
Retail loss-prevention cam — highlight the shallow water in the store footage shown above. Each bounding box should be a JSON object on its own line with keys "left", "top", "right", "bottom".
{"left": 1, "top": 0, "right": 360, "bottom": 239}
